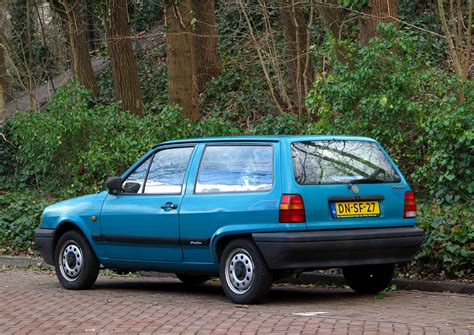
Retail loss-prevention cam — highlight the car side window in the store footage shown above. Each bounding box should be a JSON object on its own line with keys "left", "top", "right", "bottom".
{"left": 143, "top": 147, "right": 194, "bottom": 194}
{"left": 195, "top": 145, "right": 273, "bottom": 194}
{"left": 122, "top": 157, "right": 152, "bottom": 194}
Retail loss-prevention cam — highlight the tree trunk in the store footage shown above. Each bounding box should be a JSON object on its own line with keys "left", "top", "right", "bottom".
{"left": 437, "top": 0, "right": 472, "bottom": 103}
{"left": 10, "top": 0, "right": 34, "bottom": 72}
{"left": 84, "top": 0, "right": 97, "bottom": 54}
{"left": 193, "top": 0, "right": 220, "bottom": 93}
{"left": 317, "top": 0, "right": 347, "bottom": 39}
{"left": 359, "top": 0, "right": 398, "bottom": 46}
{"left": 104, "top": 0, "right": 144, "bottom": 116}
{"left": 316, "top": 0, "right": 353, "bottom": 66}
{"left": 0, "top": 46, "right": 6, "bottom": 126}
{"left": 10, "top": 0, "right": 37, "bottom": 109}
{"left": 34, "top": 2, "right": 56, "bottom": 93}
{"left": 62, "top": 0, "right": 99, "bottom": 97}
{"left": 48, "top": 0, "right": 71, "bottom": 57}
{"left": 0, "top": 8, "right": 6, "bottom": 125}
{"left": 280, "top": 0, "right": 314, "bottom": 114}
{"left": 165, "top": 1, "right": 200, "bottom": 120}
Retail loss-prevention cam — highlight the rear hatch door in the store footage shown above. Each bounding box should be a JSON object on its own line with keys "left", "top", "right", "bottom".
{"left": 289, "top": 139, "right": 411, "bottom": 230}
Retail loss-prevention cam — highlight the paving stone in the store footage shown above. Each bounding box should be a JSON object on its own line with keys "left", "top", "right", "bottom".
{"left": 0, "top": 269, "right": 473, "bottom": 334}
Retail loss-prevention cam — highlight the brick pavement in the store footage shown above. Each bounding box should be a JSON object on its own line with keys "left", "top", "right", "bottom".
{"left": 0, "top": 268, "right": 472, "bottom": 334}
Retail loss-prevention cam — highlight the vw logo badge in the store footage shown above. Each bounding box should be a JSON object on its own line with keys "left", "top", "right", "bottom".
{"left": 350, "top": 184, "right": 359, "bottom": 194}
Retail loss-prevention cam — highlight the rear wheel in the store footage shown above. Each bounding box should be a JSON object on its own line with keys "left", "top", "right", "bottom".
{"left": 54, "top": 230, "right": 100, "bottom": 290}
{"left": 343, "top": 264, "right": 394, "bottom": 294}
{"left": 219, "top": 239, "right": 272, "bottom": 304}
{"left": 176, "top": 273, "right": 210, "bottom": 285}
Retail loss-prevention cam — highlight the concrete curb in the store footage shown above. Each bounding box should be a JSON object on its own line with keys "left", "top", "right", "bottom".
{"left": 2, "top": 255, "right": 472, "bottom": 294}
{"left": 0, "top": 255, "right": 46, "bottom": 268}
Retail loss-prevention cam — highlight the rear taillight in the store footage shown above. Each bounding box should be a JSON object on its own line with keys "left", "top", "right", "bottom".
{"left": 403, "top": 191, "right": 416, "bottom": 218}
{"left": 279, "top": 194, "right": 305, "bottom": 223}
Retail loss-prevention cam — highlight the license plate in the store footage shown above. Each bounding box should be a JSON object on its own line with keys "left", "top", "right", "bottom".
{"left": 331, "top": 201, "right": 380, "bottom": 218}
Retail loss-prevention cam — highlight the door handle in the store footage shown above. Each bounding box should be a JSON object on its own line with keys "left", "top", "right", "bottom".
{"left": 161, "top": 202, "right": 178, "bottom": 210}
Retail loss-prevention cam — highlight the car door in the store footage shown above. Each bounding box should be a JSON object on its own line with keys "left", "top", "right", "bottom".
{"left": 179, "top": 143, "right": 282, "bottom": 264}
{"left": 100, "top": 145, "right": 195, "bottom": 262}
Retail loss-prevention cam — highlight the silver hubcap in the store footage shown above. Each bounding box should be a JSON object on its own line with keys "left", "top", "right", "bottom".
{"left": 59, "top": 241, "right": 83, "bottom": 282}
{"left": 225, "top": 248, "right": 255, "bottom": 295}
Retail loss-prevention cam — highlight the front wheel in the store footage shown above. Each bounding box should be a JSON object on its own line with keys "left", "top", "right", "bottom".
{"left": 343, "top": 264, "right": 394, "bottom": 294}
{"left": 219, "top": 239, "right": 272, "bottom": 304}
{"left": 54, "top": 230, "right": 100, "bottom": 290}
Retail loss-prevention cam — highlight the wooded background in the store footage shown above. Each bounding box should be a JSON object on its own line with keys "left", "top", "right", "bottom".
{"left": 0, "top": 0, "right": 471, "bottom": 119}
{"left": 0, "top": 0, "right": 472, "bottom": 279}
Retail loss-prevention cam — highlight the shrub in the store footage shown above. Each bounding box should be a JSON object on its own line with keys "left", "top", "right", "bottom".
{"left": 306, "top": 24, "right": 473, "bottom": 203}
{"left": 250, "top": 113, "right": 303, "bottom": 135}
{"left": 412, "top": 202, "right": 473, "bottom": 278}
{"left": 0, "top": 192, "right": 53, "bottom": 254}
{"left": 0, "top": 120, "right": 15, "bottom": 185}
{"left": 190, "top": 114, "right": 243, "bottom": 138}
{"left": 415, "top": 89, "right": 473, "bottom": 203}
{"left": 9, "top": 82, "right": 194, "bottom": 196}
{"left": 202, "top": 49, "right": 275, "bottom": 122}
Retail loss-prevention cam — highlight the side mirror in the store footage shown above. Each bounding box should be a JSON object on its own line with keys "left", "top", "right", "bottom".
{"left": 123, "top": 182, "right": 141, "bottom": 194}
{"left": 106, "top": 176, "right": 122, "bottom": 194}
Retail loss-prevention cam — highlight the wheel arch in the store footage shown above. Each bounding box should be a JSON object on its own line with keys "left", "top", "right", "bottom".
{"left": 54, "top": 221, "right": 82, "bottom": 240}
{"left": 210, "top": 224, "right": 280, "bottom": 263}
{"left": 214, "top": 233, "right": 253, "bottom": 263}
{"left": 53, "top": 218, "right": 96, "bottom": 260}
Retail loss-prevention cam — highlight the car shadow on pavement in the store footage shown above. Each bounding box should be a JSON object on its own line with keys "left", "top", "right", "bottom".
{"left": 267, "top": 285, "right": 359, "bottom": 305}
{"left": 86, "top": 276, "right": 359, "bottom": 305}
{"left": 92, "top": 278, "right": 226, "bottom": 296}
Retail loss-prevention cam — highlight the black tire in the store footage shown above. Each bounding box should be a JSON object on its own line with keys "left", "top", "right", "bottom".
{"left": 54, "top": 230, "right": 100, "bottom": 290}
{"left": 219, "top": 239, "right": 273, "bottom": 304}
{"left": 175, "top": 273, "right": 210, "bottom": 285}
{"left": 343, "top": 264, "right": 394, "bottom": 294}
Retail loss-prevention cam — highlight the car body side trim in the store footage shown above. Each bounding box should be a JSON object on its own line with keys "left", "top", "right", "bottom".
{"left": 92, "top": 234, "right": 210, "bottom": 246}
{"left": 92, "top": 234, "right": 180, "bottom": 245}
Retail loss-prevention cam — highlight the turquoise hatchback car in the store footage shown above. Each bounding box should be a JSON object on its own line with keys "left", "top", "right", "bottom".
{"left": 35, "top": 136, "right": 423, "bottom": 303}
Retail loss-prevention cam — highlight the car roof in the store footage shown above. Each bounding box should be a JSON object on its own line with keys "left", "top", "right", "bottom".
{"left": 154, "top": 135, "right": 377, "bottom": 148}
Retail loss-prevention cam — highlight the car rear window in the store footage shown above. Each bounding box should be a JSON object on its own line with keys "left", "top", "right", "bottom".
{"left": 195, "top": 145, "right": 273, "bottom": 193}
{"left": 291, "top": 140, "right": 400, "bottom": 185}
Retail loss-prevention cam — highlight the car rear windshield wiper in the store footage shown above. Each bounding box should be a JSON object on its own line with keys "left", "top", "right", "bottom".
{"left": 349, "top": 178, "right": 386, "bottom": 184}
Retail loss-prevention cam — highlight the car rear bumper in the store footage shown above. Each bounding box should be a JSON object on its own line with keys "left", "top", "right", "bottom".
{"left": 252, "top": 226, "right": 423, "bottom": 270}
{"left": 34, "top": 228, "right": 56, "bottom": 265}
